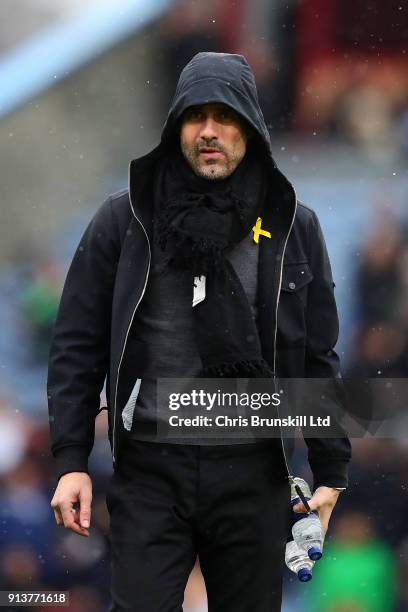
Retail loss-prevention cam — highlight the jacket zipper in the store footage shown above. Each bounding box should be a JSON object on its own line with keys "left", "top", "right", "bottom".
{"left": 112, "top": 169, "right": 152, "bottom": 464}
{"left": 112, "top": 171, "right": 298, "bottom": 475}
{"left": 272, "top": 180, "right": 298, "bottom": 483}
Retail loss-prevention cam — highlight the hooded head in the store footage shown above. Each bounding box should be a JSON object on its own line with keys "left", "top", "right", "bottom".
{"left": 159, "top": 52, "right": 275, "bottom": 174}
{"left": 129, "top": 51, "right": 296, "bottom": 256}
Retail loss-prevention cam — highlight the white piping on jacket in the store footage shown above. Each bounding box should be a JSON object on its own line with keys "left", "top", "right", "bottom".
{"left": 112, "top": 165, "right": 151, "bottom": 463}
{"left": 272, "top": 180, "right": 298, "bottom": 482}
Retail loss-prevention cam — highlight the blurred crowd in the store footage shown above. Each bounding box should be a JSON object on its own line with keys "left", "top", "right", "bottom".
{"left": 346, "top": 211, "right": 408, "bottom": 378}
{"left": 1, "top": 0, "right": 408, "bottom": 611}
{"left": 156, "top": 0, "right": 408, "bottom": 166}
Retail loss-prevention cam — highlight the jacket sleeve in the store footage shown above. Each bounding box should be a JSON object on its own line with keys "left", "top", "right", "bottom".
{"left": 47, "top": 197, "right": 120, "bottom": 481}
{"left": 303, "top": 209, "right": 352, "bottom": 491}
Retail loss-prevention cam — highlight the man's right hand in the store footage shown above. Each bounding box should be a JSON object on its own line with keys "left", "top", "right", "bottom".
{"left": 50, "top": 472, "right": 92, "bottom": 537}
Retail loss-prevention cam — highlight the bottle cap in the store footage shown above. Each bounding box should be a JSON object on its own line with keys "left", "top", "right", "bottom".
{"left": 308, "top": 546, "right": 322, "bottom": 561}
{"left": 297, "top": 567, "right": 312, "bottom": 582}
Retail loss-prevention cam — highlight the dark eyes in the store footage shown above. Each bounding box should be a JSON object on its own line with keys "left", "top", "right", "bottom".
{"left": 186, "top": 110, "right": 202, "bottom": 119}
{"left": 185, "top": 109, "right": 235, "bottom": 121}
{"left": 218, "top": 110, "right": 234, "bottom": 120}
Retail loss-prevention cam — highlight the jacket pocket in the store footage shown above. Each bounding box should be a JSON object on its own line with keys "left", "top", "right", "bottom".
{"left": 278, "top": 263, "right": 314, "bottom": 347}
{"left": 281, "top": 262, "right": 314, "bottom": 297}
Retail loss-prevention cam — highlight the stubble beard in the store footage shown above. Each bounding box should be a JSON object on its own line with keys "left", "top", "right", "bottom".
{"left": 181, "top": 141, "right": 243, "bottom": 180}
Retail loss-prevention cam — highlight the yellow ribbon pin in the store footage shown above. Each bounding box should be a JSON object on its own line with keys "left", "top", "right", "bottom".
{"left": 252, "top": 217, "right": 271, "bottom": 244}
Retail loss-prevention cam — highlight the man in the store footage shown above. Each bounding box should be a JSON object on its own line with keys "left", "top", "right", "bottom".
{"left": 48, "top": 52, "right": 351, "bottom": 611}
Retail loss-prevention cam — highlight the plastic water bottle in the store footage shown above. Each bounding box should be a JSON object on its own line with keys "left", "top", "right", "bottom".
{"left": 285, "top": 539, "right": 314, "bottom": 582}
{"left": 290, "top": 477, "right": 324, "bottom": 561}
{"left": 292, "top": 514, "right": 325, "bottom": 561}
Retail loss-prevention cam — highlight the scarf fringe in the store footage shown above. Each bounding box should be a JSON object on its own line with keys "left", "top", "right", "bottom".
{"left": 200, "top": 358, "right": 273, "bottom": 378}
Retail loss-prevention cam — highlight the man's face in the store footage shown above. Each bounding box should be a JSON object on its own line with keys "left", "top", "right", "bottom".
{"left": 180, "top": 102, "right": 248, "bottom": 180}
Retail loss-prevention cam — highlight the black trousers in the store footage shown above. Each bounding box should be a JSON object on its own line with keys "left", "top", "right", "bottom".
{"left": 106, "top": 439, "right": 291, "bottom": 612}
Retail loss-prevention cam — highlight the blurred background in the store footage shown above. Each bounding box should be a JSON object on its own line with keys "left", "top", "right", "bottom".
{"left": 0, "top": 0, "right": 408, "bottom": 610}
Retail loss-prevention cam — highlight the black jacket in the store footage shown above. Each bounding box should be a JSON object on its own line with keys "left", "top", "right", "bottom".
{"left": 47, "top": 52, "right": 351, "bottom": 488}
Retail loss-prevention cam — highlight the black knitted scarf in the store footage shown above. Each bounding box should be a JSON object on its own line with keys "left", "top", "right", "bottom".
{"left": 153, "top": 144, "right": 274, "bottom": 378}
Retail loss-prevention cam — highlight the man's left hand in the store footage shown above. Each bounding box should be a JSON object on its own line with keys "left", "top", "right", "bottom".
{"left": 292, "top": 486, "right": 341, "bottom": 534}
